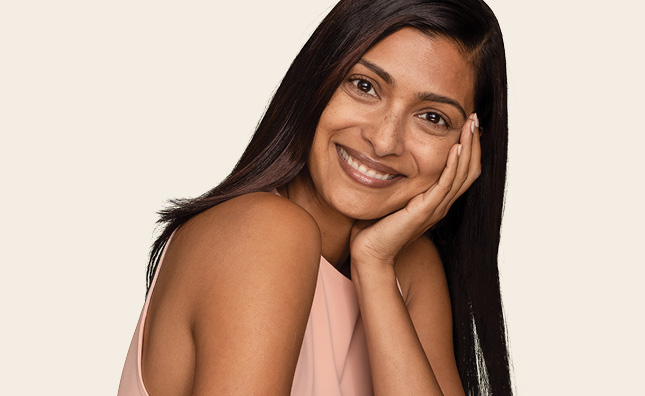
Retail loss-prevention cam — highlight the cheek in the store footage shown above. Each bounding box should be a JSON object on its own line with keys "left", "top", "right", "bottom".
{"left": 317, "top": 94, "right": 363, "bottom": 134}
{"left": 412, "top": 137, "right": 456, "bottom": 187}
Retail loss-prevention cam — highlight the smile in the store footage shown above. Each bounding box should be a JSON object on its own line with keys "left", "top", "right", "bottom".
{"left": 335, "top": 145, "right": 402, "bottom": 188}
{"left": 338, "top": 146, "right": 396, "bottom": 180}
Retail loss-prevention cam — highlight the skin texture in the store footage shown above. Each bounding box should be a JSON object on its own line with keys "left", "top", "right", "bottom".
{"left": 141, "top": 27, "right": 480, "bottom": 395}
{"left": 289, "top": 28, "right": 480, "bottom": 395}
{"left": 143, "top": 194, "right": 322, "bottom": 395}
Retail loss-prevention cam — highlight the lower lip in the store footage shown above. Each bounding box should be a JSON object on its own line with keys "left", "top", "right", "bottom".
{"left": 335, "top": 145, "right": 402, "bottom": 188}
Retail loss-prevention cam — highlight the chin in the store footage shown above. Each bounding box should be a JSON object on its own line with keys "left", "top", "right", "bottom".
{"left": 329, "top": 191, "right": 407, "bottom": 221}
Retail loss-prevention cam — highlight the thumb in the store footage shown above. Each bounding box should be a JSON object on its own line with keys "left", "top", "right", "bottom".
{"left": 350, "top": 219, "right": 378, "bottom": 240}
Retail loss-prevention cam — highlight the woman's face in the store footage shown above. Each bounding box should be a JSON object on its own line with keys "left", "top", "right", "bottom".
{"left": 307, "top": 27, "right": 476, "bottom": 220}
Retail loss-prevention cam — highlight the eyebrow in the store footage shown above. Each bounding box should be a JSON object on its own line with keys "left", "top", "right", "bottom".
{"left": 357, "top": 58, "right": 468, "bottom": 120}
{"left": 418, "top": 92, "right": 467, "bottom": 120}
{"left": 358, "top": 59, "right": 393, "bottom": 85}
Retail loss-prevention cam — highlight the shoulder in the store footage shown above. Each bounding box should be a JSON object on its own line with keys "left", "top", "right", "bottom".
{"left": 160, "top": 192, "right": 322, "bottom": 310}
{"left": 394, "top": 234, "right": 447, "bottom": 305}
{"left": 153, "top": 192, "right": 323, "bottom": 393}
{"left": 189, "top": 191, "right": 321, "bottom": 244}
{"left": 172, "top": 192, "right": 322, "bottom": 268}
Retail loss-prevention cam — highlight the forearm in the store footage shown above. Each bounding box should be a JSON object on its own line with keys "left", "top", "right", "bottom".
{"left": 352, "top": 261, "right": 444, "bottom": 396}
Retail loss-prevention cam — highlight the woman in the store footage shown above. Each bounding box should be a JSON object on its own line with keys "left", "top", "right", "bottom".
{"left": 118, "top": 0, "right": 512, "bottom": 395}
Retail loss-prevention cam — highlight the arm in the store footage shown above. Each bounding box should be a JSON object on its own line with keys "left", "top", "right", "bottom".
{"left": 350, "top": 114, "right": 480, "bottom": 395}
{"left": 397, "top": 236, "right": 464, "bottom": 395}
{"left": 351, "top": 238, "right": 463, "bottom": 396}
{"left": 351, "top": 250, "right": 445, "bottom": 395}
{"left": 179, "top": 193, "right": 322, "bottom": 395}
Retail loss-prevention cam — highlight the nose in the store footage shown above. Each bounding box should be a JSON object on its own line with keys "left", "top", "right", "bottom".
{"left": 361, "top": 108, "right": 405, "bottom": 157}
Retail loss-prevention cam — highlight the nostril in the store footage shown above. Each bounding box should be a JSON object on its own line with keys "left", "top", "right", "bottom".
{"left": 360, "top": 110, "right": 406, "bottom": 157}
{"left": 370, "top": 129, "right": 404, "bottom": 157}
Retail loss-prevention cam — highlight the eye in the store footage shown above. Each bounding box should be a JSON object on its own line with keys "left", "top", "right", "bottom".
{"left": 418, "top": 112, "right": 449, "bottom": 128}
{"left": 351, "top": 78, "right": 377, "bottom": 97}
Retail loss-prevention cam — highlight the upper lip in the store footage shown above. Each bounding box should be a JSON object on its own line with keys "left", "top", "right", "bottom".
{"left": 337, "top": 144, "right": 403, "bottom": 176}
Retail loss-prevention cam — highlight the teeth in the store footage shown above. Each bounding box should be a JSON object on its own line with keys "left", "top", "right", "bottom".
{"left": 374, "top": 173, "right": 389, "bottom": 180}
{"left": 338, "top": 146, "right": 396, "bottom": 180}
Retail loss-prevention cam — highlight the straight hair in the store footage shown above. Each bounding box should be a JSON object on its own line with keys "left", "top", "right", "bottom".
{"left": 147, "top": 1, "right": 511, "bottom": 394}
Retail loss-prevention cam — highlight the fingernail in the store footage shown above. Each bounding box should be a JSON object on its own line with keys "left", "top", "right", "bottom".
{"left": 457, "top": 144, "right": 462, "bottom": 157}
{"left": 474, "top": 113, "right": 479, "bottom": 129}
{"left": 470, "top": 119, "right": 475, "bottom": 134}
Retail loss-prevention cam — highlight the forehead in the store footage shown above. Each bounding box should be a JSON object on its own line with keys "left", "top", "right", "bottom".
{"left": 360, "top": 27, "right": 475, "bottom": 114}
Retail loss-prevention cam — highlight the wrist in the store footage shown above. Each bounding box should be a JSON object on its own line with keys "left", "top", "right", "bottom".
{"left": 350, "top": 258, "right": 398, "bottom": 289}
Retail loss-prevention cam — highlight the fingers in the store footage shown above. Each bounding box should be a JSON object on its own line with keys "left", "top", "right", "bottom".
{"left": 349, "top": 116, "right": 483, "bottom": 263}
{"left": 434, "top": 114, "right": 481, "bottom": 211}
{"left": 453, "top": 114, "right": 476, "bottom": 186}
{"left": 450, "top": 114, "right": 481, "bottom": 200}
{"left": 455, "top": 114, "right": 482, "bottom": 198}
{"left": 403, "top": 114, "right": 482, "bottom": 235}
{"left": 418, "top": 141, "right": 460, "bottom": 209}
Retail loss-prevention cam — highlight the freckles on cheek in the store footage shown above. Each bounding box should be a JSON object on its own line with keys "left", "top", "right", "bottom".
{"left": 414, "top": 139, "right": 455, "bottom": 183}
{"left": 418, "top": 136, "right": 454, "bottom": 163}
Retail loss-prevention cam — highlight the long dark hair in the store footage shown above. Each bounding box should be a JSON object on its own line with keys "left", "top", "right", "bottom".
{"left": 147, "top": 0, "right": 511, "bottom": 394}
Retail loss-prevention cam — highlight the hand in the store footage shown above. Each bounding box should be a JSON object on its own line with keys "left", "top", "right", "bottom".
{"left": 350, "top": 113, "right": 482, "bottom": 267}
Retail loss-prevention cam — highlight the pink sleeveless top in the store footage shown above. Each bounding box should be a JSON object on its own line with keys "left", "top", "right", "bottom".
{"left": 117, "top": 240, "right": 373, "bottom": 395}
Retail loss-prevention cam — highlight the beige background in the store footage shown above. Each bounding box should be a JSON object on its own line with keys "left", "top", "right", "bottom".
{"left": 1, "top": 0, "right": 643, "bottom": 394}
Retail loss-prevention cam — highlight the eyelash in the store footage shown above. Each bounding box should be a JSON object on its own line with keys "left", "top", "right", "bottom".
{"left": 347, "top": 76, "right": 378, "bottom": 98}
{"left": 417, "top": 112, "right": 451, "bottom": 129}
{"left": 346, "top": 75, "right": 453, "bottom": 130}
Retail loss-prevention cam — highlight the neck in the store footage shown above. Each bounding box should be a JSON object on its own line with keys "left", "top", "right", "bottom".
{"left": 280, "top": 170, "right": 355, "bottom": 269}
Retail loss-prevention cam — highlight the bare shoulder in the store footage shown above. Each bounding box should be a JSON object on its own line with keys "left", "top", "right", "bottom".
{"left": 151, "top": 192, "right": 322, "bottom": 394}
{"left": 394, "top": 234, "right": 446, "bottom": 305}
{"left": 178, "top": 191, "right": 321, "bottom": 254}
{"left": 161, "top": 191, "right": 323, "bottom": 301}
{"left": 167, "top": 192, "right": 321, "bottom": 275}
